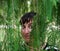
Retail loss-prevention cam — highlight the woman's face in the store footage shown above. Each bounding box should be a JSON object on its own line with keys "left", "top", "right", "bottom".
{"left": 21, "top": 20, "right": 32, "bottom": 43}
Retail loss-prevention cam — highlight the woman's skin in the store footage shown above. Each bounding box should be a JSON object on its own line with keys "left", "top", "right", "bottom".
{"left": 21, "top": 20, "right": 32, "bottom": 43}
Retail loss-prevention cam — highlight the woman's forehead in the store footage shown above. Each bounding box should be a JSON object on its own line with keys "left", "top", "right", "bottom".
{"left": 23, "top": 20, "right": 32, "bottom": 26}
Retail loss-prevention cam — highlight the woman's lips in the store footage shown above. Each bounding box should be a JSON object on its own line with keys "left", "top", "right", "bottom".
{"left": 25, "top": 34, "right": 30, "bottom": 39}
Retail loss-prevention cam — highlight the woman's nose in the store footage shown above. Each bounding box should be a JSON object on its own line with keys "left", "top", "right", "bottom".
{"left": 25, "top": 28, "right": 31, "bottom": 33}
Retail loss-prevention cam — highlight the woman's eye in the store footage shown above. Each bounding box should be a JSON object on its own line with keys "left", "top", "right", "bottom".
{"left": 22, "top": 26, "right": 25, "bottom": 29}
{"left": 28, "top": 25, "right": 32, "bottom": 29}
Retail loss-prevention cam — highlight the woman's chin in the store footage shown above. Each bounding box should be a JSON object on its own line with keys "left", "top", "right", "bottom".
{"left": 25, "top": 38, "right": 30, "bottom": 43}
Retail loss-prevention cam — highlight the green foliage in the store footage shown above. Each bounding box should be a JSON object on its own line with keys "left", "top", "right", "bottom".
{"left": 0, "top": 0, "right": 60, "bottom": 51}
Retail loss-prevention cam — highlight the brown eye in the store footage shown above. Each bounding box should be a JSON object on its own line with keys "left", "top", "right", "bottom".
{"left": 22, "top": 25, "right": 25, "bottom": 29}
{"left": 28, "top": 25, "right": 32, "bottom": 29}
{"left": 28, "top": 26, "right": 31, "bottom": 28}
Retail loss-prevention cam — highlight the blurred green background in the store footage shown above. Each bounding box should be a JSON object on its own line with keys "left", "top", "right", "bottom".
{"left": 0, "top": 0, "right": 60, "bottom": 51}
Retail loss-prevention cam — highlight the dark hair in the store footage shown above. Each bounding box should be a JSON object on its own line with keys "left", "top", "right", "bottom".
{"left": 20, "top": 12, "right": 36, "bottom": 25}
